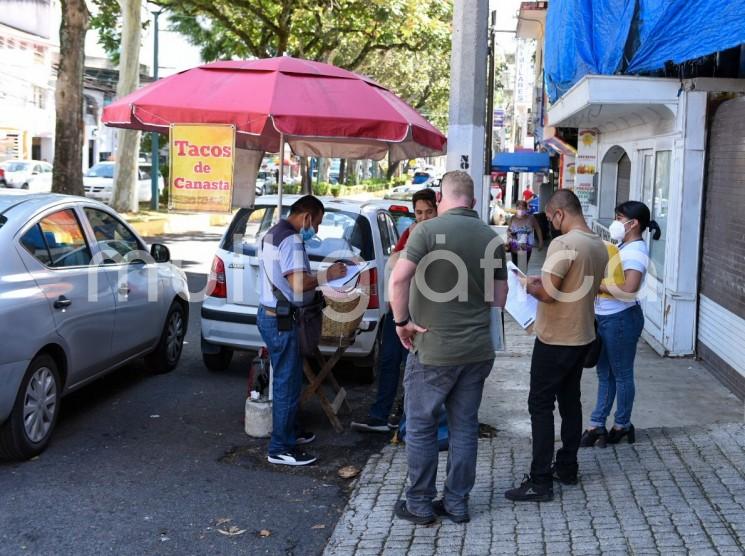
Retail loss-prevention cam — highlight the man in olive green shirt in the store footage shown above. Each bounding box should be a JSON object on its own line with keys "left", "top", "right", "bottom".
{"left": 389, "top": 170, "right": 508, "bottom": 524}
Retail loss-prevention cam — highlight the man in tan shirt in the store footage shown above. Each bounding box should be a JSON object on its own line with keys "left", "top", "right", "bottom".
{"left": 505, "top": 190, "right": 608, "bottom": 502}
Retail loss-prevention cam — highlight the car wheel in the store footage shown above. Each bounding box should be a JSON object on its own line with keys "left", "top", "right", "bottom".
{"left": 145, "top": 302, "right": 186, "bottom": 374}
{"left": 21, "top": 183, "right": 29, "bottom": 190}
{"left": 202, "top": 346, "right": 234, "bottom": 371}
{"left": 0, "top": 354, "right": 61, "bottom": 461}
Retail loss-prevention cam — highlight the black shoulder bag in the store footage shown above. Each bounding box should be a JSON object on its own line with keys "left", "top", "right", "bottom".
{"left": 583, "top": 320, "right": 602, "bottom": 368}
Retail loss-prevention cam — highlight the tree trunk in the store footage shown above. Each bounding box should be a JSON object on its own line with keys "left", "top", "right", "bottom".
{"left": 361, "top": 159, "right": 370, "bottom": 180}
{"left": 338, "top": 159, "right": 346, "bottom": 185}
{"left": 347, "top": 159, "right": 359, "bottom": 185}
{"left": 318, "top": 157, "right": 330, "bottom": 183}
{"left": 300, "top": 157, "right": 312, "bottom": 194}
{"left": 386, "top": 160, "right": 401, "bottom": 181}
{"left": 371, "top": 162, "right": 379, "bottom": 179}
{"left": 112, "top": 0, "right": 142, "bottom": 213}
{"left": 52, "top": 0, "right": 89, "bottom": 196}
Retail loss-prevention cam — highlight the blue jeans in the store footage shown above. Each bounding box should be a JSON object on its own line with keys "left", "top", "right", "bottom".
{"left": 257, "top": 306, "right": 304, "bottom": 454}
{"left": 403, "top": 354, "right": 493, "bottom": 517}
{"left": 368, "top": 313, "right": 408, "bottom": 422}
{"left": 590, "top": 304, "right": 644, "bottom": 429}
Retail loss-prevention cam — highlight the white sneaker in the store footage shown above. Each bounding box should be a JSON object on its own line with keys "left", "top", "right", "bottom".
{"left": 267, "top": 450, "right": 317, "bottom": 466}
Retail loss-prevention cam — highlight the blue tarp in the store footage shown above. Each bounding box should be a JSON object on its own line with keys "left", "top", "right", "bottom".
{"left": 627, "top": 0, "right": 745, "bottom": 73}
{"left": 492, "top": 152, "right": 550, "bottom": 173}
{"left": 545, "top": 0, "right": 745, "bottom": 102}
{"left": 545, "top": 0, "right": 636, "bottom": 102}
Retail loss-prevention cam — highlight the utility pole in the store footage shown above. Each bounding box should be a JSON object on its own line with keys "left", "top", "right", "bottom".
{"left": 150, "top": 9, "right": 162, "bottom": 210}
{"left": 485, "top": 10, "right": 497, "bottom": 177}
{"left": 447, "top": 0, "right": 489, "bottom": 220}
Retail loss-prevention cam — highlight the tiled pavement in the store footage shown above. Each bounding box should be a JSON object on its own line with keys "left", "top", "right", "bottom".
{"left": 324, "top": 423, "right": 745, "bottom": 555}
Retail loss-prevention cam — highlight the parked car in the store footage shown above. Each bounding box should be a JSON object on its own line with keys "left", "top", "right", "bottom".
{"left": 255, "top": 170, "right": 277, "bottom": 196}
{"left": 0, "top": 191, "right": 189, "bottom": 460}
{"left": 83, "top": 161, "right": 165, "bottom": 205}
{"left": 1, "top": 160, "right": 53, "bottom": 192}
{"left": 200, "top": 196, "right": 402, "bottom": 376}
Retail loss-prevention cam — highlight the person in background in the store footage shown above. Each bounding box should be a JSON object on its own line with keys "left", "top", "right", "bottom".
{"left": 506, "top": 199, "right": 544, "bottom": 271}
{"left": 580, "top": 201, "right": 661, "bottom": 448}
{"left": 505, "top": 189, "right": 607, "bottom": 502}
{"left": 351, "top": 188, "right": 437, "bottom": 433}
{"left": 390, "top": 171, "right": 508, "bottom": 524}
{"left": 522, "top": 184, "right": 535, "bottom": 202}
{"left": 258, "top": 195, "right": 347, "bottom": 466}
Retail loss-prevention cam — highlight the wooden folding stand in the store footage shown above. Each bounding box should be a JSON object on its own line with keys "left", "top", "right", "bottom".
{"left": 299, "top": 336, "right": 355, "bottom": 433}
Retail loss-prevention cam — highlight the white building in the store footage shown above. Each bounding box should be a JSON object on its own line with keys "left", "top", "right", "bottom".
{"left": 0, "top": 1, "right": 56, "bottom": 162}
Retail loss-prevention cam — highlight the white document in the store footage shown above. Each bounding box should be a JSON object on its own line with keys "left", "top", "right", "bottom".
{"left": 505, "top": 261, "right": 538, "bottom": 329}
{"left": 324, "top": 261, "right": 371, "bottom": 290}
{"left": 490, "top": 307, "right": 505, "bottom": 352}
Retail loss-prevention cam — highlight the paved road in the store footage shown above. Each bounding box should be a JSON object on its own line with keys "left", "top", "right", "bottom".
{"left": 0, "top": 231, "right": 387, "bottom": 556}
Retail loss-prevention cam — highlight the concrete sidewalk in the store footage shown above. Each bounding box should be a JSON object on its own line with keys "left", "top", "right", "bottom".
{"left": 324, "top": 248, "right": 745, "bottom": 555}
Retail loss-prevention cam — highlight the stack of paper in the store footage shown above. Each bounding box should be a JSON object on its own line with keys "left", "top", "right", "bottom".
{"left": 505, "top": 261, "right": 538, "bottom": 329}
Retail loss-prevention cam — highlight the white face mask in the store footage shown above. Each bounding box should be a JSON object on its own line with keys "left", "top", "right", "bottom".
{"left": 608, "top": 220, "right": 628, "bottom": 242}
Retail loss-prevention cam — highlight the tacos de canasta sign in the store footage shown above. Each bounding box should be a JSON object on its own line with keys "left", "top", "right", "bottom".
{"left": 169, "top": 124, "right": 235, "bottom": 213}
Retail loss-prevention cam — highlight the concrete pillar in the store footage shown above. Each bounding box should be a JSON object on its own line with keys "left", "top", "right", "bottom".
{"left": 446, "top": 0, "right": 489, "bottom": 219}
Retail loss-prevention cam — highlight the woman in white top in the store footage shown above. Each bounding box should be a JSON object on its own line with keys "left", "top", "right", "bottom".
{"left": 580, "top": 201, "right": 661, "bottom": 448}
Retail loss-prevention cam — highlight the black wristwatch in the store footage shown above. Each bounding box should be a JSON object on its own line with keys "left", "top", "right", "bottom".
{"left": 394, "top": 316, "right": 411, "bottom": 327}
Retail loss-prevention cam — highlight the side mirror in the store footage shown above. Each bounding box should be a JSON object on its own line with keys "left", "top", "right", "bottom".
{"left": 150, "top": 243, "right": 170, "bottom": 263}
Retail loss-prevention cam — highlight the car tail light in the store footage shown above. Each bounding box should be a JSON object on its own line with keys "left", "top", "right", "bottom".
{"left": 388, "top": 205, "right": 410, "bottom": 213}
{"left": 0, "top": 168, "right": 4, "bottom": 179}
{"left": 207, "top": 256, "right": 227, "bottom": 298}
{"left": 366, "top": 267, "right": 379, "bottom": 309}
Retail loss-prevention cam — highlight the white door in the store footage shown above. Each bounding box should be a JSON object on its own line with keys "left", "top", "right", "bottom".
{"left": 639, "top": 150, "right": 671, "bottom": 342}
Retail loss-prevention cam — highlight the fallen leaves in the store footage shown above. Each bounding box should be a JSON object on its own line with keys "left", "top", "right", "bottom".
{"left": 311, "top": 524, "right": 326, "bottom": 530}
{"left": 258, "top": 529, "right": 272, "bottom": 538}
{"left": 213, "top": 518, "right": 247, "bottom": 537}
{"left": 337, "top": 465, "right": 360, "bottom": 479}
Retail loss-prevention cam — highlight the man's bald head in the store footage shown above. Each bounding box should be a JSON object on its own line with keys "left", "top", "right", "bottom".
{"left": 440, "top": 170, "right": 474, "bottom": 202}
{"left": 546, "top": 189, "right": 582, "bottom": 216}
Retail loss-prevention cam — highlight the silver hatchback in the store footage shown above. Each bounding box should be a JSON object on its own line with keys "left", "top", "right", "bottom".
{"left": 0, "top": 192, "right": 189, "bottom": 460}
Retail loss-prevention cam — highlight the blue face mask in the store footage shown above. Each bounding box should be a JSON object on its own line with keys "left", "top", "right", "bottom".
{"left": 300, "top": 225, "right": 316, "bottom": 242}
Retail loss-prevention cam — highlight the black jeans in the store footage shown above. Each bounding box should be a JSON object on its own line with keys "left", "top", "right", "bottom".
{"left": 528, "top": 339, "right": 591, "bottom": 484}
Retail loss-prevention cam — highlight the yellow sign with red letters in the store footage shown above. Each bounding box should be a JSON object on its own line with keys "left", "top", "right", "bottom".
{"left": 169, "top": 124, "right": 235, "bottom": 213}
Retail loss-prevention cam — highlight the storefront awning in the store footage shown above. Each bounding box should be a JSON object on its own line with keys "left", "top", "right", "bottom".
{"left": 547, "top": 75, "right": 679, "bottom": 132}
{"left": 491, "top": 151, "right": 550, "bottom": 173}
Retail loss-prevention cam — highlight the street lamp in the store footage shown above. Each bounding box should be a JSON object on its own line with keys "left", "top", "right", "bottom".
{"left": 150, "top": 8, "right": 163, "bottom": 210}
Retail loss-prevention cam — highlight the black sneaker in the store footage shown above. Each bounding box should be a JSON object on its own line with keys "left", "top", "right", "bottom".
{"left": 351, "top": 418, "right": 390, "bottom": 433}
{"left": 579, "top": 427, "right": 608, "bottom": 448}
{"left": 505, "top": 475, "right": 554, "bottom": 502}
{"left": 267, "top": 450, "right": 317, "bottom": 466}
{"left": 393, "top": 500, "right": 436, "bottom": 525}
{"left": 295, "top": 430, "right": 316, "bottom": 445}
{"left": 551, "top": 463, "right": 578, "bottom": 485}
{"left": 387, "top": 415, "right": 401, "bottom": 429}
{"left": 432, "top": 500, "right": 470, "bottom": 523}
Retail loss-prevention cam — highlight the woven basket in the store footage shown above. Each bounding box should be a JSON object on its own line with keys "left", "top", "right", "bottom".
{"left": 320, "top": 287, "right": 367, "bottom": 343}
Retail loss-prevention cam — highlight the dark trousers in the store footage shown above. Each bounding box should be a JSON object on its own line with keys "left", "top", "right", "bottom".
{"left": 529, "top": 339, "right": 590, "bottom": 483}
{"left": 510, "top": 250, "right": 532, "bottom": 272}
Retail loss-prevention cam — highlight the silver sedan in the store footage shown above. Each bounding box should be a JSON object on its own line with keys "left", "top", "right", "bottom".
{"left": 0, "top": 192, "right": 189, "bottom": 460}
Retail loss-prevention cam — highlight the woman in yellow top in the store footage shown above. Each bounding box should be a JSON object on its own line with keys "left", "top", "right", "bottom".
{"left": 581, "top": 201, "right": 661, "bottom": 448}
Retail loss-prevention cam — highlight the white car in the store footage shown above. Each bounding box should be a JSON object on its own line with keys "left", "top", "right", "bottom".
{"left": 83, "top": 161, "right": 165, "bottom": 204}
{"left": 200, "top": 195, "right": 402, "bottom": 376}
{"left": 1, "top": 160, "right": 53, "bottom": 192}
{"left": 0, "top": 191, "right": 189, "bottom": 459}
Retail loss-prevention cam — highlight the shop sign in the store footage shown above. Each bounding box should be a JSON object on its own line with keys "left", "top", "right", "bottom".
{"left": 169, "top": 124, "right": 235, "bottom": 213}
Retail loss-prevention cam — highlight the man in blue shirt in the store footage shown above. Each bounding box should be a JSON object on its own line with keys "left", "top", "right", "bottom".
{"left": 258, "top": 195, "right": 346, "bottom": 466}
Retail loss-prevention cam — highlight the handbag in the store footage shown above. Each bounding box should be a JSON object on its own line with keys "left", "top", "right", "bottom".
{"left": 583, "top": 320, "right": 602, "bottom": 368}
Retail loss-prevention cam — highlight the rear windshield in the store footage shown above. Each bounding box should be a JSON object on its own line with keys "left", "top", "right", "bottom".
{"left": 387, "top": 209, "right": 414, "bottom": 236}
{"left": 86, "top": 164, "right": 114, "bottom": 178}
{"left": 224, "top": 206, "right": 374, "bottom": 261}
